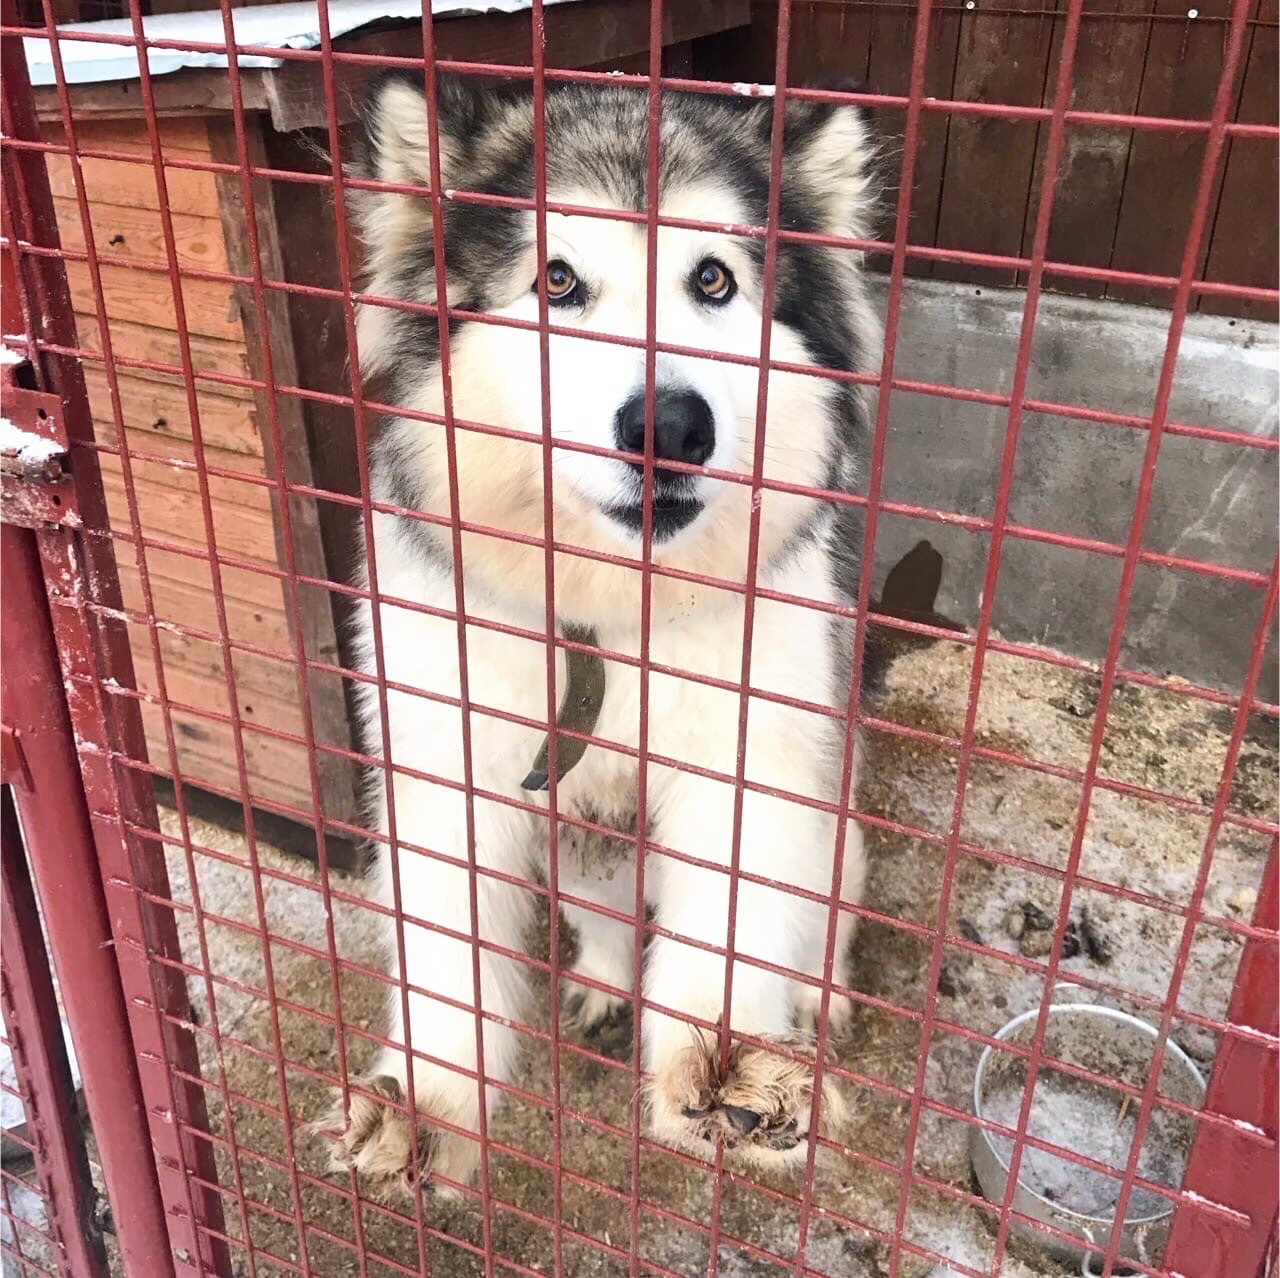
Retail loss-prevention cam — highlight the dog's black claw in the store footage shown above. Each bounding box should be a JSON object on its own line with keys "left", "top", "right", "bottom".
{"left": 766, "top": 1121, "right": 803, "bottom": 1150}
{"left": 521, "top": 770, "right": 550, "bottom": 792}
{"left": 722, "top": 1105, "right": 762, "bottom": 1135}
{"left": 584, "top": 1002, "right": 634, "bottom": 1061}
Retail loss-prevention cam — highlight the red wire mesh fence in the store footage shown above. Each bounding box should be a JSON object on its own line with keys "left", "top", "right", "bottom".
{"left": 0, "top": 1013, "right": 69, "bottom": 1278}
{"left": 0, "top": 0, "right": 1277, "bottom": 1275}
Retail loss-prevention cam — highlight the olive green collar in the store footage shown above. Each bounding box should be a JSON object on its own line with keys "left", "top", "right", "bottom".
{"left": 521, "top": 623, "right": 604, "bottom": 792}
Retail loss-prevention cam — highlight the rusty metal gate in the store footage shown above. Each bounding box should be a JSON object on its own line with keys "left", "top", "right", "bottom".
{"left": 1, "top": 0, "right": 1277, "bottom": 1275}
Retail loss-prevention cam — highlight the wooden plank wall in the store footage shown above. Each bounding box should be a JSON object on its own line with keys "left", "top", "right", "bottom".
{"left": 695, "top": 0, "right": 1278, "bottom": 320}
{"left": 26, "top": 1, "right": 1269, "bottom": 828}
{"left": 43, "top": 115, "right": 317, "bottom": 816}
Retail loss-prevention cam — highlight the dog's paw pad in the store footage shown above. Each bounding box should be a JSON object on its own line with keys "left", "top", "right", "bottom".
{"left": 314, "top": 1075, "right": 422, "bottom": 1195}
{"left": 722, "top": 1104, "right": 763, "bottom": 1135}
{"left": 313, "top": 1074, "right": 475, "bottom": 1200}
{"left": 651, "top": 1033, "right": 846, "bottom": 1166}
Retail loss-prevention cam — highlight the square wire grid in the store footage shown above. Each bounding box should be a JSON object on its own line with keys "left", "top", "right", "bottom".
{"left": 0, "top": 0, "right": 1276, "bottom": 1275}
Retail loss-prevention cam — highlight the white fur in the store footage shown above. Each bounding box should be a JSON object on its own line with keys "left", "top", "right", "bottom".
{"left": 348, "top": 172, "right": 872, "bottom": 1181}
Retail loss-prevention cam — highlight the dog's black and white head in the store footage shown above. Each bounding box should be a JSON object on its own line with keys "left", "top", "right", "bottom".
{"left": 353, "top": 75, "right": 878, "bottom": 618}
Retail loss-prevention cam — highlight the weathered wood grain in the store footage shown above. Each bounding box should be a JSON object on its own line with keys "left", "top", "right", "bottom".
{"left": 69, "top": 315, "right": 253, "bottom": 381}
{"left": 116, "top": 556, "right": 294, "bottom": 652}
{"left": 82, "top": 366, "right": 263, "bottom": 458}
{"left": 1107, "top": 0, "right": 1245, "bottom": 306}
{"left": 210, "top": 115, "right": 358, "bottom": 824}
{"left": 64, "top": 257, "right": 241, "bottom": 341}
{"left": 1198, "top": 0, "right": 1278, "bottom": 319}
{"left": 865, "top": 2, "right": 964, "bottom": 278}
{"left": 54, "top": 196, "right": 228, "bottom": 273}
{"left": 45, "top": 147, "right": 221, "bottom": 217}
{"left": 1020, "top": 0, "right": 1156, "bottom": 297}
{"left": 98, "top": 458, "right": 281, "bottom": 564}
{"left": 933, "top": 2, "right": 1060, "bottom": 287}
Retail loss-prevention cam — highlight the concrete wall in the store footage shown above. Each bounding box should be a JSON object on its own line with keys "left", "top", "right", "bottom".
{"left": 865, "top": 278, "right": 1278, "bottom": 703}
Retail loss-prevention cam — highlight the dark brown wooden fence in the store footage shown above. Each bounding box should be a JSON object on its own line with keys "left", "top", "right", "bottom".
{"left": 21, "top": 0, "right": 1276, "bottom": 319}
{"left": 695, "top": 0, "right": 1278, "bottom": 320}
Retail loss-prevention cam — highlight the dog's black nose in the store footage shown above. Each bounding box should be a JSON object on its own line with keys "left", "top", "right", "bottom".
{"left": 615, "top": 390, "right": 715, "bottom": 466}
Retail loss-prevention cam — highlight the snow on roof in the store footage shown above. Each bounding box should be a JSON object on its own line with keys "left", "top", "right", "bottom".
{"left": 23, "top": 0, "right": 581, "bottom": 87}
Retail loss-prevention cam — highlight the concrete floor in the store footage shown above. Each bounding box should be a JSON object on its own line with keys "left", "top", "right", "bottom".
{"left": 114, "top": 633, "right": 1274, "bottom": 1278}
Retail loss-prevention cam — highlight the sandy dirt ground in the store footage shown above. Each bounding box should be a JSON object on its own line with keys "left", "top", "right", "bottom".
{"left": 6, "top": 637, "right": 1273, "bottom": 1278}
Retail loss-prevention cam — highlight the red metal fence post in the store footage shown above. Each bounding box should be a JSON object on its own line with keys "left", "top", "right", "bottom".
{"left": 1, "top": 7, "right": 229, "bottom": 1271}
{"left": 1, "top": 523, "right": 189, "bottom": 1278}
{"left": 1162, "top": 849, "right": 1279, "bottom": 1276}
{"left": 0, "top": 787, "right": 111, "bottom": 1278}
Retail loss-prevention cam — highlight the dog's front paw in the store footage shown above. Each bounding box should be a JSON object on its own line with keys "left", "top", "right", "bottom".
{"left": 561, "top": 977, "right": 634, "bottom": 1060}
{"left": 647, "top": 1031, "right": 847, "bottom": 1168}
{"left": 794, "top": 983, "right": 853, "bottom": 1041}
{"left": 315, "top": 1073, "right": 478, "bottom": 1200}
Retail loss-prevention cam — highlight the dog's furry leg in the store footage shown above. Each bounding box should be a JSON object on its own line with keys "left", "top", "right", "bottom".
{"left": 558, "top": 820, "right": 637, "bottom": 1058}
{"left": 792, "top": 817, "right": 864, "bottom": 1041}
{"left": 641, "top": 766, "right": 860, "bottom": 1168}
{"left": 327, "top": 777, "right": 537, "bottom": 1198}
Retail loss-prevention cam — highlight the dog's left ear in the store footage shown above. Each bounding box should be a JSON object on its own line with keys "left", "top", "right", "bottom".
{"left": 779, "top": 78, "right": 877, "bottom": 241}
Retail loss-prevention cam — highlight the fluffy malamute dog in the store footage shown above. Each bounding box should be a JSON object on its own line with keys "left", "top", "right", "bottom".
{"left": 327, "top": 72, "right": 880, "bottom": 1195}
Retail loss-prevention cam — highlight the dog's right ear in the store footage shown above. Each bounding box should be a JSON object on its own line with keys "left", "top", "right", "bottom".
{"left": 352, "top": 75, "right": 488, "bottom": 370}
{"left": 358, "top": 72, "right": 484, "bottom": 190}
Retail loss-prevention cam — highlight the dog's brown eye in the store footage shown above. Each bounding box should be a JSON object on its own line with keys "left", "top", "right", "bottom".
{"left": 695, "top": 259, "right": 733, "bottom": 302}
{"left": 543, "top": 260, "right": 578, "bottom": 301}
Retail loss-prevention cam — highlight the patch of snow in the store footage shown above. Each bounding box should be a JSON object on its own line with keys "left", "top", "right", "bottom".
{"left": 1229, "top": 1117, "right": 1268, "bottom": 1137}
{"left": 23, "top": 0, "right": 585, "bottom": 87}
{"left": 0, "top": 416, "right": 61, "bottom": 464}
{"left": 0, "top": 1179, "right": 46, "bottom": 1273}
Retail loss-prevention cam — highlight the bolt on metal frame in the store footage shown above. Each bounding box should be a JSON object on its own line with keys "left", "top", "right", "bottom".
{"left": 0, "top": 0, "right": 1277, "bottom": 1275}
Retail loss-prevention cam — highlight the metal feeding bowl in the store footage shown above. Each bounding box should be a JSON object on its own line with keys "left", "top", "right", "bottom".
{"left": 971, "top": 995, "right": 1206, "bottom": 1275}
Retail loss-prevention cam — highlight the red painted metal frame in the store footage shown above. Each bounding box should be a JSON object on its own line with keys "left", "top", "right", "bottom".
{"left": 1163, "top": 852, "right": 1280, "bottom": 1276}
{"left": 0, "top": 521, "right": 219, "bottom": 1278}
{"left": 0, "top": 788, "right": 108, "bottom": 1278}
{"left": 0, "top": 0, "right": 1276, "bottom": 1275}
{"left": 2, "top": 6, "right": 228, "bottom": 1273}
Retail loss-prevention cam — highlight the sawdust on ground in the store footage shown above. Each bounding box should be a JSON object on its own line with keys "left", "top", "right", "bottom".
{"left": 55, "top": 638, "right": 1273, "bottom": 1278}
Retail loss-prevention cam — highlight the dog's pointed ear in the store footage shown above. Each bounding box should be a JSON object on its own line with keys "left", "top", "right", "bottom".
{"left": 359, "top": 72, "right": 483, "bottom": 189}
{"left": 778, "top": 78, "right": 877, "bottom": 240}
{"left": 351, "top": 74, "right": 488, "bottom": 372}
